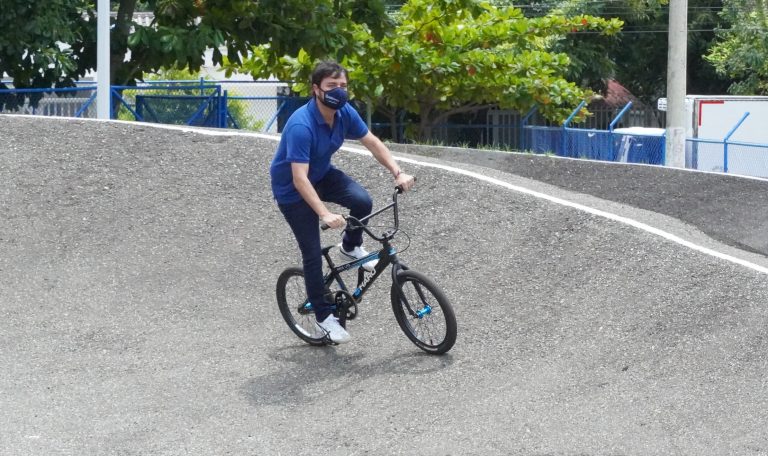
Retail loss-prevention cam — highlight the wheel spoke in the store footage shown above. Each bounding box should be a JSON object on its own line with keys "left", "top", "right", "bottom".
{"left": 277, "top": 269, "right": 325, "bottom": 345}
{"left": 395, "top": 275, "right": 451, "bottom": 350}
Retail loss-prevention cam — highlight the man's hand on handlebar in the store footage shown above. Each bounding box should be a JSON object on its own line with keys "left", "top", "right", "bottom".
{"left": 395, "top": 172, "right": 416, "bottom": 192}
{"left": 320, "top": 212, "right": 346, "bottom": 230}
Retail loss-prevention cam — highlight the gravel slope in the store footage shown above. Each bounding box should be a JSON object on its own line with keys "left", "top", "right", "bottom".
{"left": 385, "top": 143, "right": 768, "bottom": 257}
{"left": 2, "top": 115, "right": 768, "bottom": 456}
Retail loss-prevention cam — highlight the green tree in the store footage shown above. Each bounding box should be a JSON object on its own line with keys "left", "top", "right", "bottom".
{"left": 553, "top": 0, "right": 728, "bottom": 106}
{"left": 706, "top": 0, "right": 768, "bottom": 94}
{"left": 233, "top": 0, "right": 621, "bottom": 140}
{"left": 0, "top": 0, "right": 92, "bottom": 90}
{"left": 0, "top": 0, "right": 391, "bottom": 89}
{"left": 123, "top": 0, "right": 391, "bottom": 86}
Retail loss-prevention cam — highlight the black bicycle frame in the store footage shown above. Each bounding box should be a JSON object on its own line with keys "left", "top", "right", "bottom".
{"left": 319, "top": 188, "right": 407, "bottom": 303}
{"left": 321, "top": 242, "right": 404, "bottom": 303}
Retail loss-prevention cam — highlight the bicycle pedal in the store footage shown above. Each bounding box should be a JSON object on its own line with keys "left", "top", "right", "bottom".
{"left": 345, "top": 302, "right": 358, "bottom": 320}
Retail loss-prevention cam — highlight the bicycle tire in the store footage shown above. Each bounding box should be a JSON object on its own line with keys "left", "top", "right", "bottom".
{"left": 276, "top": 267, "right": 326, "bottom": 346}
{"left": 391, "top": 269, "right": 457, "bottom": 355}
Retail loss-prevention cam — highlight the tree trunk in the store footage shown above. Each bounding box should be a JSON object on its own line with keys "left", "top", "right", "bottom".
{"left": 387, "top": 110, "right": 399, "bottom": 142}
{"left": 111, "top": 0, "right": 138, "bottom": 85}
{"left": 417, "top": 103, "right": 434, "bottom": 142}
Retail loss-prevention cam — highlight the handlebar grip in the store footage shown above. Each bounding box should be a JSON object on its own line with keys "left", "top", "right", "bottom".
{"left": 321, "top": 214, "right": 347, "bottom": 231}
{"left": 395, "top": 176, "right": 416, "bottom": 193}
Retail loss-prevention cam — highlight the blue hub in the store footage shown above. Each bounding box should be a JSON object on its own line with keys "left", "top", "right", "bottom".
{"left": 416, "top": 305, "right": 432, "bottom": 319}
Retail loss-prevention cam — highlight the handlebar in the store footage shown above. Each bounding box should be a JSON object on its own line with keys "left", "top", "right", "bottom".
{"left": 320, "top": 185, "right": 407, "bottom": 241}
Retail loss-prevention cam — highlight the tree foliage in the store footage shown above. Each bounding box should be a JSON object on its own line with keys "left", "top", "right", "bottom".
{"left": 552, "top": 0, "right": 728, "bottom": 105}
{"left": 0, "top": 0, "right": 391, "bottom": 89}
{"left": 0, "top": 0, "right": 93, "bottom": 89}
{"left": 706, "top": 0, "right": 768, "bottom": 94}
{"left": 233, "top": 0, "right": 621, "bottom": 140}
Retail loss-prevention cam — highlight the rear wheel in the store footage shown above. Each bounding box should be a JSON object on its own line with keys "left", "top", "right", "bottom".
{"left": 391, "top": 269, "right": 457, "bottom": 355}
{"left": 276, "top": 267, "right": 326, "bottom": 346}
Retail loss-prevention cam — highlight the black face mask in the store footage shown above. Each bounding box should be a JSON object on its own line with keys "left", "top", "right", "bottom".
{"left": 318, "top": 87, "right": 348, "bottom": 110}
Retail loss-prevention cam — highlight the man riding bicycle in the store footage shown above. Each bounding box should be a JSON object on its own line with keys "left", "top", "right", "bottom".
{"left": 270, "top": 61, "right": 415, "bottom": 344}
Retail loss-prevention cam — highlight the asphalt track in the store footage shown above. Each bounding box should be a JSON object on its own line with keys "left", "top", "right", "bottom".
{"left": 2, "top": 115, "right": 768, "bottom": 455}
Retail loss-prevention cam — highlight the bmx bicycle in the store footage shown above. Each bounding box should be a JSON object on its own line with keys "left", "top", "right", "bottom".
{"left": 276, "top": 187, "right": 457, "bottom": 355}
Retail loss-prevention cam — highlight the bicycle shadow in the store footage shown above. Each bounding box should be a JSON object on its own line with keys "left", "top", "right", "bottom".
{"left": 242, "top": 343, "right": 455, "bottom": 407}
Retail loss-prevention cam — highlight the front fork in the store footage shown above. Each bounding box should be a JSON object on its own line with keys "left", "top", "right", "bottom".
{"left": 389, "top": 251, "right": 411, "bottom": 309}
{"left": 390, "top": 257, "right": 407, "bottom": 285}
{"left": 390, "top": 256, "right": 432, "bottom": 320}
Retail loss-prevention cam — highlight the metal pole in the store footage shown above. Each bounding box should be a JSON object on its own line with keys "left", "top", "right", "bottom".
{"left": 97, "top": 0, "right": 111, "bottom": 119}
{"left": 562, "top": 101, "right": 586, "bottom": 157}
{"left": 221, "top": 89, "right": 228, "bottom": 128}
{"left": 520, "top": 107, "right": 537, "bottom": 151}
{"left": 609, "top": 101, "right": 634, "bottom": 132}
{"left": 723, "top": 112, "right": 750, "bottom": 173}
{"left": 665, "top": 0, "right": 688, "bottom": 168}
{"left": 608, "top": 102, "right": 634, "bottom": 160}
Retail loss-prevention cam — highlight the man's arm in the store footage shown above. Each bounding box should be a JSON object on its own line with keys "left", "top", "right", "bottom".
{"left": 359, "top": 132, "right": 415, "bottom": 191}
{"left": 291, "top": 162, "right": 345, "bottom": 229}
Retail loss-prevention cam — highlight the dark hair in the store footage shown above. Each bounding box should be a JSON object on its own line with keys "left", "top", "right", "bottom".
{"left": 310, "top": 61, "right": 347, "bottom": 87}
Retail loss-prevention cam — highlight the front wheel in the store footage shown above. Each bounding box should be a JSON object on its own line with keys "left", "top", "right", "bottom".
{"left": 391, "top": 269, "right": 457, "bottom": 355}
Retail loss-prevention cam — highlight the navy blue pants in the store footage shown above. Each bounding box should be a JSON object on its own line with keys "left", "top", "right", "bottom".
{"left": 278, "top": 168, "right": 373, "bottom": 321}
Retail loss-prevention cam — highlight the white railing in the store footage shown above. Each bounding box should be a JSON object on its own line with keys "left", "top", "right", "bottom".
{"left": 5, "top": 98, "right": 94, "bottom": 118}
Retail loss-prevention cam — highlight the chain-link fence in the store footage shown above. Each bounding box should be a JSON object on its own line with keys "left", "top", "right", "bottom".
{"left": 612, "top": 128, "right": 666, "bottom": 165}
{"left": 113, "top": 83, "right": 226, "bottom": 127}
{"left": 688, "top": 138, "right": 725, "bottom": 173}
{"left": 0, "top": 79, "right": 294, "bottom": 132}
{"left": 521, "top": 126, "right": 562, "bottom": 154}
{"left": 521, "top": 125, "right": 666, "bottom": 165}
{"left": 0, "top": 84, "right": 97, "bottom": 118}
{"left": 564, "top": 128, "right": 616, "bottom": 161}
{"left": 688, "top": 138, "right": 768, "bottom": 178}
{"left": 211, "top": 81, "right": 294, "bottom": 133}
{"left": 3, "top": 80, "right": 767, "bottom": 178}
{"left": 725, "top": 142, "right": 768, "bottom": 178}
{"left": 113, "top": 80, "right": 293, "bottom": 131}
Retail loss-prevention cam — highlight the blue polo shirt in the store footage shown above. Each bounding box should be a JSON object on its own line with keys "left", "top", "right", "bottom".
{"left": 270, "top": 98, "right": 369, "bottom": 204}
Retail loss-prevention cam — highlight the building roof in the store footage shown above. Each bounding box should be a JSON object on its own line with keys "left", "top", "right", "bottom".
{"left": 591, "top": 80, "right": 640, "bottom": 108}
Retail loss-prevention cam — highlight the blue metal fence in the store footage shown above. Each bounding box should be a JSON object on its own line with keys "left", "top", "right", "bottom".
{"left": 523, "top": 127, "right": 666, "bottom": 165}
{"left": 522, "top": 101, "right": 666, "bottom": 165}
{"left": 0, "top": 80, "right": 290, "bottom": 131}
{"left": 687, "top": 138, "right": 768, "bottom": 178}
{"left": 2, "top": 82, "right": 767, "bottom": 178}
{"left": 683, "top": 112, "right": 768, "bottom": 178}
{"left": 113, "top": 83, "right": 230, "bottom": 127}
{"left": 0, "top": 85, "right": 97, "bottom": 117}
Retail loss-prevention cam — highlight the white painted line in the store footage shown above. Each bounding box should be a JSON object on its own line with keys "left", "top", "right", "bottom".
{"left": 339, "top": 145, "right": 768, "bottom": 276}
{"left": 9, "top": 115, "right": 767, "bottom": 275}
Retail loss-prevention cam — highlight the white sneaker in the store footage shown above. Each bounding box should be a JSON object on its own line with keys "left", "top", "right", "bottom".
{"left": 339, "top": 244, "right": 378, "bottom": 272}
{"left": 316, "top": 315, "right": 351, "bottom": 344}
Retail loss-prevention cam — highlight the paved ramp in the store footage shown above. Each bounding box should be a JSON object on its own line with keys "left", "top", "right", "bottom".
{"left": 2, "top": 116, "right": 768, "bottom": 455}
